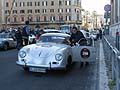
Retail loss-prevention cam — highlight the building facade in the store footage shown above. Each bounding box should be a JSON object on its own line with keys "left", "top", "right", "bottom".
{"left": 0, "top": 0, "right": 82, "bottom": 29}
{"left": 110, "top": 0, "right": 120, "bottom": 90}
{"left": 110, "top": 0, "right": 120, "bottom": 38}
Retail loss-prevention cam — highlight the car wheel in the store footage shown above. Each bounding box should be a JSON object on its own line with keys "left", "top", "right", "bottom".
{"left": 66, "top": 56, "right": 72, "bottom": 71}
{"left": 67, "top": 56, "right": 72, "bottom": 66}
{"left": 3, "top": 44, "right": 8, "bottom": 51}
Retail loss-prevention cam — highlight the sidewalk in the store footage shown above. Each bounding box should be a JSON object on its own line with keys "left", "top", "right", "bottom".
{"left": 99, "top": 40, "right": 109, "bottom": 90}
{"left": 104, "top": 35, "right": 116, "bottom": 47}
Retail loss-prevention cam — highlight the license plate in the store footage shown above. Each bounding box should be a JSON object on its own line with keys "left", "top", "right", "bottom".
{"left": 29, "top": 67, "right": 46, "bottom": 73}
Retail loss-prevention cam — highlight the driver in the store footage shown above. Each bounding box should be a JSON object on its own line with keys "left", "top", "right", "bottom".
{"left": 69, "top": 26, "right": 85, "bottom": 45}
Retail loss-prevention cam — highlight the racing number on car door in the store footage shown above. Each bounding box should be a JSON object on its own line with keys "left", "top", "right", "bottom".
{"left": 80, "top": 48, "right": 90, "bottom": 59}
{"left": 72, "top": 46, "right": 96, "bottom": 62}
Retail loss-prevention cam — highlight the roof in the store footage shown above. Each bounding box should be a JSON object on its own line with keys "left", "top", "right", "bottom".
{"left": 41, "top": 33, "right": 70, "bottom": 37}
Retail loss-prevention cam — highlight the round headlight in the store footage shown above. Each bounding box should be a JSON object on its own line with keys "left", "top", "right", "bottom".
{"left": 19, "top": 51, "right": 26, "bottom": 58}
{"left": 55, "top": 54, "right": 63, "bottom": 61}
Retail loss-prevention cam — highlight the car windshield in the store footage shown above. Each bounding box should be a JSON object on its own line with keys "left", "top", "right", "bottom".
{"left": 38, "top": 35, "right": 69, "bottom": 45}
{"left": 60, "top": 26, "right": 70, "bottom": 33}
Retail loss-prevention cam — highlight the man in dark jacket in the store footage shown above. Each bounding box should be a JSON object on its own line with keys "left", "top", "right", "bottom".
{"left": 22, "top": 21, "right": 30, "bottom": 45}
{"left": 69, "top": 26, "right": 85, "bottom": 45}
{"left": 15, "top": 27, "right": 23, "bottom": 50}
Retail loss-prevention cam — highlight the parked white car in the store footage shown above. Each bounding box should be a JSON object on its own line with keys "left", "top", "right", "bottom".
{"left": 0, "top": 33, "right": 16, "bottom": 50}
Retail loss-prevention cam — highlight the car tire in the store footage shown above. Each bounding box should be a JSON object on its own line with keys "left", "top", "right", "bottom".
{"left": 65, "top": 56, "right": 72, "bottom": 71}
{"left": 3, "top": 44, "right": 8, "bottom": 51}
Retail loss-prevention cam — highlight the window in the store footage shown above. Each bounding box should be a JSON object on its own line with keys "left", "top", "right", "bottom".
{"left": 27, "top": 2, "right": 32, "bottom": 6}
{"left": 77, "top": 14, "right": 79, "bottom": 21}
{"left": 35, "top": 2, "right": 37, "bottom": 6}
{"left": 59, "top": 15, "right": 63, "bottom": 21}
{"left": 5, "top": 10, "right": 9, "bottom": 14}
{"left": 42, "top": 9, "right": 47, "bottom": 13}
{"left": 50, "top": 16, "right": 55, "bottom": 21}
{"left": 35, "top": 9, "right": 40, "bottom": 13}
{"left": 6, "top": 2, "right": 9, "bottom": 7}
{"left": 36, "top": 16, "right": 40, "bottom": 22}
{"left": 13, "top": 10, "right": 17, "bottom": 14}
{"left": 58, "top": 9, "right": 63, "bottom": 13}
{"left": 43, "top": 16, "right": 47, "bottom": 21}
{"left": 8, "top": 18, "right": 10, "bottom": 23}
{"left": 59, "top": 1, "right": 62, "bottom": 5}
{"left": 66, "top": 15, "right": 71, "bottom": 21}
{"left": 20, "top": 2, "right": 25, "bottom": 7}
{"left": 66, "top": 8, "right": 71, "bottom": 13}
{"left": 51, "top": 1, "right": 54, "bottom": 6}
{"left": 23, "top": 2, "right": 25, "bottom": 7}
{"left": 13, "top": 2, "right": 17, "bottom": 7}
{"left": 27, "top": 10, "right": 32, "bottom": 14}
{"left": 65, "top": 0, "right": 71, "bottom": 5}
{"left": 27, "top": 2, "right": 29, "bottom": 6}
{"left": 42, "top": 1, "right": 47, "bottom": 6}
{"left": 50, "top": 9, "right": 54, "bottom": 13}
{"left": 20, "top": 16, "right": 25, "bottom": 22}
{"left": 38, "top": 2, "right": 40, "bottom": 6}
{"left": 13, "top": 17, "right": 17, "bottom": 22}
{"left": 20, "top": 2, "right": 22, "bottom": 7}
{"left": 35, "top": 2, "right": 40, "bottom": 6}
{"left": 30, "top": 2, "right": 32, "bottom": 6}
{"left": 20, "top": 10, "right": 25, "bottom": 14}
{"left": 28, "top": 16, "right": 33, "bottom": 22}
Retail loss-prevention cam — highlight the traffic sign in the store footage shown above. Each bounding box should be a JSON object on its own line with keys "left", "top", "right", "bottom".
{"left": 104, "top": 12, "right": 111, "bottom": 18}
{"left": 104, "top": 4, "right": 111, "bottom": 11}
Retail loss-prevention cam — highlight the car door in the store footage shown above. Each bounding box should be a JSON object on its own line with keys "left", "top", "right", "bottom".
{"left": 72, "top": 38, "right": 96, "bottom": 62}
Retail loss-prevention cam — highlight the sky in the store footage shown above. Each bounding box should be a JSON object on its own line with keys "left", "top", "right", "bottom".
{"left": 82, "top": 0, "right": 110, "bottom": 14}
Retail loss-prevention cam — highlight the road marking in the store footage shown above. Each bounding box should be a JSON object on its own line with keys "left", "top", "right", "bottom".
{"left": 99, "top": 40, "right": 109, "bottom": 90}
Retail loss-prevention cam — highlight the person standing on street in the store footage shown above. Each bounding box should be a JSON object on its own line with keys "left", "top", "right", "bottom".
{"left": 15, "top": 27, "right": 23, "bottom": 50}
{"left": 99, "top": 29, "right": 102, "bottom": 39}
{"left": 22, "top": 21, "right": 30, "bottom": 46}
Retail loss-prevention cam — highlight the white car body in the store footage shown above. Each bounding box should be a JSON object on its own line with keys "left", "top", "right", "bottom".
{"left": 16, "top": 32, "right": 96, "bottom": 73}
{"left": 16, "top": 33, "right": 72, "bottom": 72}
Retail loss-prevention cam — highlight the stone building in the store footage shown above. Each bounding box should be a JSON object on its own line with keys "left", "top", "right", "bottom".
{"left": 0, "top": 0, "right": 82, "bottom": 29}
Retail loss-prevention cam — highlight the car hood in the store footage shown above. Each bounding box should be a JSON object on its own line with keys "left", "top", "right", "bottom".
{"left": 23, "top": 42, "right": 67, "bottom": 58}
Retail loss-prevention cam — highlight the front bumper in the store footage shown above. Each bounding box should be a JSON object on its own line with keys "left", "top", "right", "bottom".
{"left": 16, "top": 61, "right": 66, "bottom": 72}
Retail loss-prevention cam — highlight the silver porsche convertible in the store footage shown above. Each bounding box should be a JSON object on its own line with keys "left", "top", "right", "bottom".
{"left": 16, "top": 33, "right": 72, "bottom": 72}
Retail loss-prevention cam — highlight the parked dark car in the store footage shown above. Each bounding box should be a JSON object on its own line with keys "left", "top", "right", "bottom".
{"left": 0, "top": 33, "right": 17, "bottom": 50}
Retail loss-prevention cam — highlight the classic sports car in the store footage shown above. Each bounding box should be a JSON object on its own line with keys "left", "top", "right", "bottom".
{"left": 0, "top": 33, "right": 17, "bottom": 50}
{"left": 16, "top": 33, "right": 72, "bottom": 72}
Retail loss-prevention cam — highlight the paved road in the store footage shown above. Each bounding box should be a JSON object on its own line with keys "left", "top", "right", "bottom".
{"left": 0, "top": 41, "right": 100, "bottom": 90}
